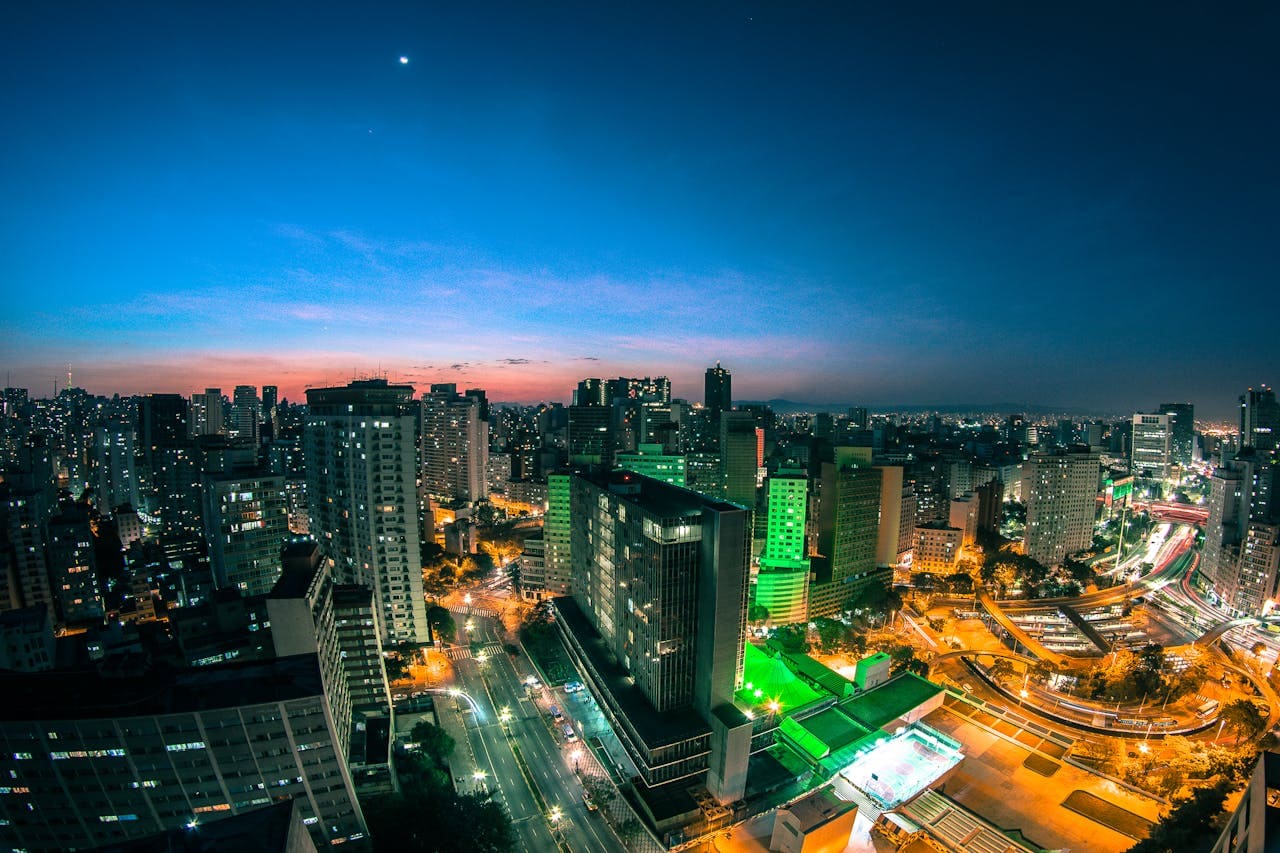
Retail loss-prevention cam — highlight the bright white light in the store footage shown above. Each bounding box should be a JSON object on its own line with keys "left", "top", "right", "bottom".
{"left": 399, "top": 56, "right": 409, "bottom": 64}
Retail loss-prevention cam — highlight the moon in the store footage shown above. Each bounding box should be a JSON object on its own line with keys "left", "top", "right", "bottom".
{"left": 399, "top": 56, "right": 409, "bottom": 65}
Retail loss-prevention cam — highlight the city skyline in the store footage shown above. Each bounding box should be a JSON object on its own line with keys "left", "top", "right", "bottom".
{"left": 3, "top": 3, "right": 1277, "bottom": 418}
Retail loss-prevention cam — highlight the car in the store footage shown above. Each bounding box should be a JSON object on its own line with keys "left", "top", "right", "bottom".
{"left": 582, "top": 791, "right": 598, "bottom": 811}
{"left": 562, "top": 723, "right": 577, "bottom": 742}
{"left": 550, "top": 705, "right": 564, "bottom": 721}
{"left": 564, "top": 681, "right": 583, "bottom": 694}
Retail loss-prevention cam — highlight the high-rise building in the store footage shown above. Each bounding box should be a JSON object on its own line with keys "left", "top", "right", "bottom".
{"left": 269, "top": 552, "right": 393, "bottom": 794}
{"left": 1022, "top": 446, "right": 1100, "bottom": 567}
{"left": 1131, "top": 413, "right": 1172, "bottom": 479}
{"left": 0, "top": 655, "right": 369, "bottom": 850}
{"left": 567, "top": 404, "right": 613, "bottom": 466}
{"left": 704, "top": 362, "right": 732, "bottom": 427}
{"left": 202, "top": 470, "right": 289, "bottom": 595}
{"left": 304, "top": 380, "right": 428, "bottom": 644}
{"left": 1159, "top": 402, "right": 1195, "bottom": 468}
{"left": 46, "top": 502, "right": 103, "bottom": 624}
{"left": 754, "top": 468, "right": 810, "bottom": 624}
{"left": 541, "top": 473, "right": 573, "bottom": 598}
{"left": 231, "top": 385, "right": 261, "bottom": 446}
{"left": 94, "top": 419, "right": 141, "bottom": 513}
{"left": 720, "top": 411, "right": 758, "bottom": 507}
{"left": 875, "top": 465, "right": 915, "bottom": 571}
{"left": 557, "top": 470, "right": 752, "bottom": 804}
{"left": 1203, "top": 448, "right": 1280, "bottom": 615}
{"left": 810, "top": 447, "right": 885, "bottom": 617}
{"left": 191, "top": 388, "right": 225, "bottom": 436}
{"left": 1240, "top": 386, "right": 1279, "bottom": 452}
{"left": 421, "top": 384, "right": 490, "bottom": 504}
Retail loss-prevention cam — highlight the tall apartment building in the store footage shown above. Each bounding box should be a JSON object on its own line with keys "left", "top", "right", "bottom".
{"left": 304, "top": 380, "right": 428, "bottom": 645}
{"left": 810, "top": 447, "right": 885, "bottom": 617}
{"left": 1203, "top": 448, "right": 1280, "bottom": 616}
{"left": 1131, "top": 413, "right": 1173, "bottom": 479}
{"left": 0, "top": 655, "right": 368, "bottom": 850}
{"left": 754, "top": 468, "right": 810, "bottom": 624}
{"left": 1159, "top": 402, "right": 1195, "bottom": 468}
{"left": 556, "top": 470, "right": 752, "bottom": 805}
{"left": 421, "top": 384, "right": 489, "bottom": 504}
{"left": 269, "top": 552, "right": 393, "bottom": 793}
{"left": 1022, "top": 446, "right": 1101, "bottom": 567}
{"left": 191, "top": 388, "right": 225, "bottom": 436}
{"left": 202, "top": 470, "right": 289, "bottom": 595}
{"left": 94, "top": 419, "right": 141, "bottom": 514}
{"left": 46, "top": 502, "right": 103, "bottom": 624}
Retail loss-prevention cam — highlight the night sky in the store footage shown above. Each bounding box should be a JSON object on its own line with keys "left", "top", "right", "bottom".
{"left": 2, "top": 2, "right": 1276, "bottom": 418}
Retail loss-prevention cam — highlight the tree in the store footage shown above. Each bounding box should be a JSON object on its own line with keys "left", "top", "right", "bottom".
{"left": 772, "top": 624, "right": 809, "bottom": 653}
{"left": 365, "top": 788, "right": 515, "bottom": 852}
{"left": 1125, "top": 779, "right": 1231, "bottom": 853}
{"left": 1221, "top": 699, "right": 1267, "bottom": 745}
{"left": 748, "top": 603, "right": 771, "bottom": 623}
{"left": 409, "top": 721, "right": 455, "bottom": 765}
{"left": 427, "top": 605, "right": 456, "bottom": 644}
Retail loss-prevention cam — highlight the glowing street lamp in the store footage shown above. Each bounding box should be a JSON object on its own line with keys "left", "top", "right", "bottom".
{"left": 473, "top": 769, "right": 488, "bottom": 788}
{"left": 766, "top": 700, "right": 781, "bottom": 715}
{"left": 549, "top": 807, "right": 563, "bottom": 824}
{"left": 464, "top": 593, "right": 472, "bottom": 606}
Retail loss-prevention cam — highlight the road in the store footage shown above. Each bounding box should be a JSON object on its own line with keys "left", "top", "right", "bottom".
{"left": 452, "top": 613, "right": 620, "bottom": 853}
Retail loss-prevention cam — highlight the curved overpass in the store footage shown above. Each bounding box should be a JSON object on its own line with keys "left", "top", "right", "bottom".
{"left": 1196, "top": 617, "right": 1260, "bottom": 646}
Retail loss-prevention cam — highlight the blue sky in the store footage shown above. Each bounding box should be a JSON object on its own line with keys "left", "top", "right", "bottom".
{"left": 2, "top": 2, "right": 1276, "bottom": 417}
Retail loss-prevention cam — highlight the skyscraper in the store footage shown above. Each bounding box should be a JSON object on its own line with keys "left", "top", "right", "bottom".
{"left": 541, "top": 472, "right": 573, "bottom": 598}
{"left": 304, "top": 380, "right": 428, "bottom": 644}
{"left": 202, "top": 470, "right": 289, "bottom": 595}
{"left": 567, "top": 403, "right": 613, "bottom": 467}
{"left": 421, "top": 384, "right": 489, "bottom": 504}
{"left": 1240, "top": 386, "right": 1279, "bottom": 452}
{"left": 94, "top": 418, "right": 141, "bottom": 513}
{"left": 1022, "top": 446, "right": 1100, "bottom": 567}
{"left": 1131, "top": 413, "right": 1172, "bottom": 480}
{"left": 231, "top": 385, "right": 261, "bottom": 446}
{"left": 704, "top": 362, "right": 732, "bottom": 426}
{"left": 754, "top": 468, "right": 810, "bottom": 624}
{"left": 719, "top": 410, "right": 758, "bottom": 506}
{"left": 558, "top": 470, "right": 752, "bottom": 804}
{"left": 1159, "top": 402, "right": 1195, "bottom": 468}
{"left": 1203, "top": 448, "right": 1280, "bottom": 616}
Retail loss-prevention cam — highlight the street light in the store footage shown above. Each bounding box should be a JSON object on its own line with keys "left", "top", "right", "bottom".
{"left": 549, "top": 807, "right": 562, "bottom": 824}
{"left": 473, "top": 769, "right": 488, "bottom": 789}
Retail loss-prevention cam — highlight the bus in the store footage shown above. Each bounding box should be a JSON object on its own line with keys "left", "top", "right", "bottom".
{"left": 1195, "top": 699, "right": 1220, "bottom": 719}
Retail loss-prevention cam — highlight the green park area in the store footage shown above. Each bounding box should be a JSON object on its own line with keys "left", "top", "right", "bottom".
{"left": 736, "top": 642, "right": 825, "bottom": 716}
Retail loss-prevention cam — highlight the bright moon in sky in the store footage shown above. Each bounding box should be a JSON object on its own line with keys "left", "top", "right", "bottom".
{"left": 399, "top": 56, "right": 409, "bottom": 64}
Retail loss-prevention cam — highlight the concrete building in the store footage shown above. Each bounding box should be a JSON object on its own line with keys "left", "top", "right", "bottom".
{"left": 556, "top": 470, "right": 752, "bottom": 808}
{"left": 704, "top": 362, "right": 732, "bottom": 428}
{"left": 810, "top": 448, "right": 885, "bottom": 618}
{"left": 1022, "top": 446, "right": 1101, "bottom": 567}
{"left": 202, "top": 470, "right": 289, "bottom": 596}
{"left": 0, "top": 606, "right": 55, "bottom": 671}
{"left": 874, "top": 465, "right": 915, "bottom": 572}
{"left": 304, "top": 380, "right": 428, "bottom": 645}
{"left": 421, "top": 384, "right": 489, "bottom": 505}
{"left": 948, "top": 492, "right": 979, "bottom": 547}
{"left": 914, "top": 522, "right": 963, "bottom": 573}
{"left": 719, "top": 411, "right": 758, "bottom": 506}
{"left": 0, "top": 655, "right": 368, "bottom": 850}
{"left": 516, "top": 536, "right": 546, "bottom": 601}
{"left": 268, "top": 556, "right": 393, "bottom": 796}
{"left": 1131, "top": 413, "right": 1173, "bottom": 479}
{"left": 770, "top": 787, "right": 859, "bottom": 853}
{"left": 1204, "top": 449, "right": 1280, "bottom": 616}
{"left": 567, "top": 404, "right": 613, "bottom": 467}
{"left": 754, "top": 468, "right": 811, "bottom": 625}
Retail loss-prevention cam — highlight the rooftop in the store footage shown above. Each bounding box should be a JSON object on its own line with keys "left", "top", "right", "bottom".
{"left": 0, "top": 654, "right": 326, "bottom": 721}
{"left": 577, "top": 468, "right": 746, "bottom": 517}
{"left": 782, "top": 786, "right": 859, "bottom": 832}
{"left": 838, "top": 673, "right": 944, "bottom": 731}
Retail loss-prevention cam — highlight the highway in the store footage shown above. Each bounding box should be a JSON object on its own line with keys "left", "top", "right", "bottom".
{"left": 451, "top": 612, "right": 620, "bottom": 853}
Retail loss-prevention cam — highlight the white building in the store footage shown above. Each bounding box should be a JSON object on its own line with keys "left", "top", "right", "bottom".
{"left": 1023, "top": 447, "right": 1100, "bottom": 567}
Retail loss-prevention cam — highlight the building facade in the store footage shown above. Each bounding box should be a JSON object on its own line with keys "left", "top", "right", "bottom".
{"left": 1022, "top": 447, "right": 1100, "bottom": 567}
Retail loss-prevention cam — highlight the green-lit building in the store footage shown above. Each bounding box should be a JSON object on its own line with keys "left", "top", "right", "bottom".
{"left": 616, "top": 443, "right": 687, "bottom": 487}
{"left": 543, "top": 473, "right": 573, "bottom": 597}
{"left": 754, "top": 468, "right": 811, "bottom": 624}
